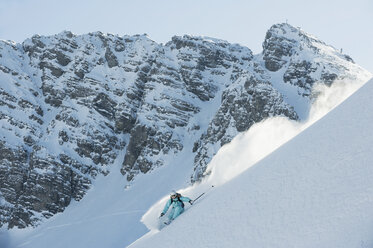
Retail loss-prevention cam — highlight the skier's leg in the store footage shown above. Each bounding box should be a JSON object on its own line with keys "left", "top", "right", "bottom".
{"left": 167, "top": 208, "right": 175, "bottom": 221}
{"left": 171, "top": 206, "right": 184, "bottom": 220}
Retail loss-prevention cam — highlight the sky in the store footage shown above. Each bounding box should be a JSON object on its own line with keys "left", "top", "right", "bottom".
{"left": 0, "top": 0, "right": 372, "bottom": 73}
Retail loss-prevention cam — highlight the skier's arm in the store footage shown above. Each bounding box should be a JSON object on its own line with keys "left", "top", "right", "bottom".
{"left": 180, "top": 196, "right": 191, "bottom": 202}
{"left": 162, "top": 199, "right": 171, "bottom": 214}
{"left": 180, "top": 196, "right": 193, "bottom": 204}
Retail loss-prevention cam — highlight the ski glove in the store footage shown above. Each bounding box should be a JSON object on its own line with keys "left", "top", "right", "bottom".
{"left": 189, "top": 200, "right": 193, "bottom": 205}
{"left": 160, "top": 212, "right": 165, "bottom": 217}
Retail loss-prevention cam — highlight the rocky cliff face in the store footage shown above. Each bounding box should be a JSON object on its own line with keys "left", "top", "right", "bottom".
{"left": 0, "top": 23, "right": 370, "bottom": 228}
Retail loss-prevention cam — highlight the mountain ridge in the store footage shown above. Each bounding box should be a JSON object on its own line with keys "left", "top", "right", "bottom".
{"left": 0, "top": 23, "right": 371, "bottom": 229}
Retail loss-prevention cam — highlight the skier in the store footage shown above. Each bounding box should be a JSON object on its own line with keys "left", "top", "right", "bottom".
{"left": 160, "top": 190, "right": 193, "bottom": 225}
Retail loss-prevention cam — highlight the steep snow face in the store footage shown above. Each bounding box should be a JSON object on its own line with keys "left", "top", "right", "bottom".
{"left": 138, "top": 76, "right": 369, "bottom": 233}
{"left": 130, "top": 78, "right": 373, "bottom": 248}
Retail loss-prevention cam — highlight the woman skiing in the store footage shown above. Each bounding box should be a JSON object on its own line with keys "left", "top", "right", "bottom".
{"left": 160, "top": 190, "right": 192, "bottom": 225}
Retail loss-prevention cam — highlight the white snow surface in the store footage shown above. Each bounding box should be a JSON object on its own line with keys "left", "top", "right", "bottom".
{"left": 130, "top": 78, "right": 373, "bottom": 248}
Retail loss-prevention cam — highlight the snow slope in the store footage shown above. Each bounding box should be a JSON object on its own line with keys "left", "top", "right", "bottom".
{"left": 130, "top": 78, "right": 373, "bottom": 248}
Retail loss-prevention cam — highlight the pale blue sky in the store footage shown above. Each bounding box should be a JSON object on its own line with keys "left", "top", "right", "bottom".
{"left": 0, "top": 0, "right": 372, "bottom": 72}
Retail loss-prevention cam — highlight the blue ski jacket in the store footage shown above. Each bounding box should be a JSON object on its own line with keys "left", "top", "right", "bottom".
{"left": 162, "top": 196, "right": 191, "bottom": 214}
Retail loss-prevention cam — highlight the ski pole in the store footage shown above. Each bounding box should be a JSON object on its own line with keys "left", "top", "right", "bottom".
{"left": 193, "top": 192, "right": 205, "bottom": 203}
{"left": 192, "top": 185, "right": 214, "bottom": 204}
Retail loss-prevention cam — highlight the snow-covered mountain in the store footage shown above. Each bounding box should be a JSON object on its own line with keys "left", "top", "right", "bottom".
{"left": 130, "top": 77, "right": 373, "bottom": 248}
{"left": 0, "top": 23, "right": 371, "bottom": 246}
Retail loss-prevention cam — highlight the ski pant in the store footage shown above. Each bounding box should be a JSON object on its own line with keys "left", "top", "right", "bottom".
{"left": 168, "top": 206, "right": 184, "bottom": 221}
